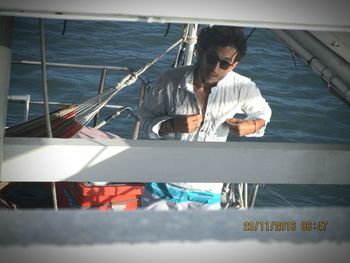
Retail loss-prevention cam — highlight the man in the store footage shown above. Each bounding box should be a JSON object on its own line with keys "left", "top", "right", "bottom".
{"left": 138, "top": 26, "right": 272, "bottom": 210}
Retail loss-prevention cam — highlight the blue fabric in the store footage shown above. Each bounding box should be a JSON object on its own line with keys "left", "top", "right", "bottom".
{"left": 146, "top": 183, "right": 221, "bottom": 204}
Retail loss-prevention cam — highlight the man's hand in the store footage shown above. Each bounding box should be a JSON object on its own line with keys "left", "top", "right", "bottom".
{"left": 173, "top": 114, "right": 203, "bottom": 133}
{"left": 226, "top": 118, "right": 260, "bottom": 137}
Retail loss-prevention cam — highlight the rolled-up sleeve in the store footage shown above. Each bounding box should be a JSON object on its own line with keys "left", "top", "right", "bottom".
{"left": 240, "top": 82, "right": 272, "bottom": 137}
{"left": 138, "top": 75, "right": 173, "bottom": 139}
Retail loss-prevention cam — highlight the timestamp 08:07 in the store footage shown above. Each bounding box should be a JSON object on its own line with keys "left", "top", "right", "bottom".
{"left": 243, "top": 221, "right": 328, "bottom": 232}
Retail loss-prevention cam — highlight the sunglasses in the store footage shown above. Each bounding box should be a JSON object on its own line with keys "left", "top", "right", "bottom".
{"left": 205, "top": 52, "right": 236, "bottom": 70}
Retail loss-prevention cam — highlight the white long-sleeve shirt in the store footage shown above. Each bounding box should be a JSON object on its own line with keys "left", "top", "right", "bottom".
{"left": 138, "top": 65, "right": 272, "bottom": 193}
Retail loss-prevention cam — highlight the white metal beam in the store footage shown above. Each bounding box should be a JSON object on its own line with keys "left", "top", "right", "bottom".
{"left": 2, "top": 137, "right": 350, "bottom": 183}
{"left": 271, "top": 29, "right": 350, "bottom": 105}
{"left": 0, "top": 0, "right": 349, "bottom": 31}
{"left": 0, "top": 17, "right": 12, "bottom": 182}
{"left": 0, "top": 208, "right": 349, "bottom": 263}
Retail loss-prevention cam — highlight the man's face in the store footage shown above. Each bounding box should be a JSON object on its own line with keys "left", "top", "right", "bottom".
{"left": 197, "top": 46, "right": 239, "bottom": 86}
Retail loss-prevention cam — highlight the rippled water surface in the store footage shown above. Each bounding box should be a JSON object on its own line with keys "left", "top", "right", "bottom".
{"left": 7, "top": 18, "right": 350, "bottom": 207}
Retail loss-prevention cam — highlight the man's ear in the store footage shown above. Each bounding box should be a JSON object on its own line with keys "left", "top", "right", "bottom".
{"left": 231, "top": 61, "right": 239, "bottom": 70}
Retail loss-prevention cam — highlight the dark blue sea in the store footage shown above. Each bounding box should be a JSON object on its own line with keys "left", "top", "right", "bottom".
{"left": 6, "top": 17, "right": 350, "bottom": 208}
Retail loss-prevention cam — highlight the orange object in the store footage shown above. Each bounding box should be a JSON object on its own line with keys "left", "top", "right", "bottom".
{"left": 56, "top": 182, "right": 144, "bottom": 211}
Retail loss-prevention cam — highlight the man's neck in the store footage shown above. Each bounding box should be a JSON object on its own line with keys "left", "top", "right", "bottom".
{"left": 193, "top": 67, "right": 216, "bottom": 91}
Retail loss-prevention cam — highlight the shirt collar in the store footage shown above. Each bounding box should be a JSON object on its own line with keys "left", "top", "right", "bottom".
{"left": 179, "top": 64, "right": 232, "bottom": 93}
{"left": 179, "top": 64, "right": 197, "bottom": 93}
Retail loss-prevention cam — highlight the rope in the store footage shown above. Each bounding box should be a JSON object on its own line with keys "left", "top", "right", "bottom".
{"left": 74, "top": 37, "right": 184, "bottom": 127}
{"left": 244, "top": 183, "right": 248, "bottom": 209}
{"left": 173, "top": 25, "right": 190, "bottom": 67}
{"left": 248, "top": 184, "right": 259, "bottom": 208}
{"left": 238, "top": 183, "right": 244, "bottom": 208}
{"left": 39, "top": 19, "right": 52, "bottom": 138}
{"left": 6, "top": 34, "right": 184, "bottom": 139}
{"left": 184, "top": 35, "right": 197, "bottom": 45}
{"left": 135, "top": 38, "right": 183, "bottom": 76}
{"left": 39, "top": 18, "right": 58, "bottom": 211}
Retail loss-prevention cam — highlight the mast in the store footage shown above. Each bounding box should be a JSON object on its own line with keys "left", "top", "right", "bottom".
{"left": 183, "top": 23, "right": 198, "bottom": 65}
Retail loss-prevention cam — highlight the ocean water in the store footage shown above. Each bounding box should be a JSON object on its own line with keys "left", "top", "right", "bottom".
{"left": 6, "top": 17, "right": 350, "bottom": 207}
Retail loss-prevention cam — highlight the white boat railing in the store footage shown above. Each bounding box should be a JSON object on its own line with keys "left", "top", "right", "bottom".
{"left": 1, "top": 4, "right": 350, "bottom": 260}
{"left": 8, "top": 60, "right": 150, "bottom": 138}
{"left": 1, "top": 0, "right": 350, "bottom": 31}
{"left": 3, "top": 137, "right": 350, "bottom": 184}
{"left": 271, "top": 29, "right": 350, "bottom": 105}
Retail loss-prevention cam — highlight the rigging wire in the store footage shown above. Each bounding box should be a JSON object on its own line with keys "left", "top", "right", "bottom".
{"left": 163, "top": 23, "right": 171, "bottom": 37}
{"left": 290, "top": 50, "right": 298, "bottom": 69}
{"left": 62, "top": 20, "right": 68, "bottom": 35}
{"left": 75, "top": 37, "right": 184, "bottom": 127}
{"left": 264, "top": 185, "right": 296, "bottom": 207}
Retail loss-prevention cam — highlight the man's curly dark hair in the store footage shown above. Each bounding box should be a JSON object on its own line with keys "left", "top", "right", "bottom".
{"left": 197, "top": 26, "right": 247, "bottom": 62}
